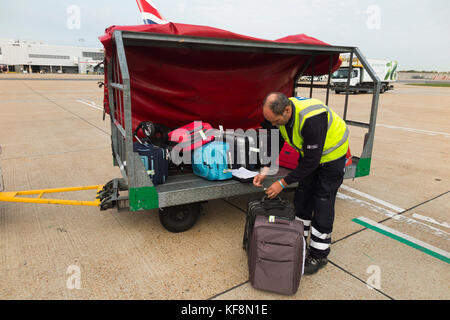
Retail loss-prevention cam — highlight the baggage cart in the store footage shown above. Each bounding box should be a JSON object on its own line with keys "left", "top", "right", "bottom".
{"left": 0, "top": 28, "right": 381, "bottom": 233}
{"left": 96, "top": 29, "right": 381, "bottom": 232}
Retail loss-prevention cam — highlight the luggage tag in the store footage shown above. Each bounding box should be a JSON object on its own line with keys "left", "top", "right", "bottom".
{"left": 268, "top": 215, "right": 275, "bottom": 223}
{"left": 199, "top": 129, "right": 207, "bottom": 140}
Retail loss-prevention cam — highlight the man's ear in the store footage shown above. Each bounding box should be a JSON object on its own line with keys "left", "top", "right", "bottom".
{"left": 284, "top": 105, "right": 291, "bottom": 115}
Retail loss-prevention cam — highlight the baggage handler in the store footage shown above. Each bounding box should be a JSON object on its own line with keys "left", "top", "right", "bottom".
{"left": 253, "top": 92, "right": 349, "bottom": 275}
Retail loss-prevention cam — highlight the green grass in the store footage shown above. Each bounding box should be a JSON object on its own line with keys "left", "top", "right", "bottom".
{"left": 406, "top": 83, "right": 450, "bottom": 87}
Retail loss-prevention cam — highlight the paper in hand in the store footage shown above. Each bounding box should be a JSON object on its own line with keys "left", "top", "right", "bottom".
{"left": 231, "top": 167, "right": 259, "bottom": 180}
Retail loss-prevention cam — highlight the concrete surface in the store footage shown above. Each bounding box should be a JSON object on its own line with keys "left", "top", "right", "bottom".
{"left": 0, "top": 75, "right": 449, "bottom": 300}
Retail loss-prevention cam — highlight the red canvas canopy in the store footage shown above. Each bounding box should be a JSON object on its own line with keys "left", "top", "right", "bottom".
{"left": 99, "top": 23, "right": 341, "bottom": 130}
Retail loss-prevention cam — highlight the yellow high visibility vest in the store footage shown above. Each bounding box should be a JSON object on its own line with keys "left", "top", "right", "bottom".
{"left": 279, "top": 97, "right": 349, "bottom": 164}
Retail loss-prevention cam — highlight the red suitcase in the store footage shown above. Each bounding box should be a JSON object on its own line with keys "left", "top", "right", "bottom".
{"left": 277, "top": 142, "right": 352, "bottom": 169}
{"left": 277, "top": 142, "right": 299, "bottom": 170}
{"left": 168, "top": 121, "right": 216, "bottom": 152}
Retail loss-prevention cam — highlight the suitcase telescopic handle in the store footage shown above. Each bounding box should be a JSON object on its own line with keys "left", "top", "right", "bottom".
{"left": 262, "top": 195, "right": 282, "bottom": 202}
{"left": 261, "top": 195, "right": 284, "bottom": 208}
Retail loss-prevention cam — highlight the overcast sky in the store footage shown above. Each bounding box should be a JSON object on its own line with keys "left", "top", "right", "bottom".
{"left": 0, "top": 0, "right": 449, "bottom": 71}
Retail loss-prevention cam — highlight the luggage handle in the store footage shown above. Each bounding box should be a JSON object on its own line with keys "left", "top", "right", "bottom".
{"left": 261, "top": 195, "right": 284, "bottom": 208}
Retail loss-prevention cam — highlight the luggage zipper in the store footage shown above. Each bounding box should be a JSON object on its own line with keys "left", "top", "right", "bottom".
{"left": 259, "top": 257, "right": 292, "bottom": 263}
{"left": 262, "top": 241, "right": 293, "bottom": 247}
{"left": 255, "top": 226, "right": 301, "bottom": 243}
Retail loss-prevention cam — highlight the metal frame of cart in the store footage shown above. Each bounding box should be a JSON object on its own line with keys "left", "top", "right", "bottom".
{"left": 103, "top": 30, "right": 380, "bottom": 219}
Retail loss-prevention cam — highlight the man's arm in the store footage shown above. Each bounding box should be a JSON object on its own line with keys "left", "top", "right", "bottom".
{"left": 283, "top": 112, "right": 327, "bottom": 185}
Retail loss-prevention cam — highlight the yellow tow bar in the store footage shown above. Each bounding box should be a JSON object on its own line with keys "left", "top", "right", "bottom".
{"left": 0, "top": 185, "right": 104, "bottom": 207}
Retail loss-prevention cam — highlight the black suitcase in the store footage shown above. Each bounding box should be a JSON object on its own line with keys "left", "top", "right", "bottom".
{"left": 133, "top": 141, "right": 169, "bottom": 185}
{"left": 243, "top": 196, "right": 296, "bottom": 253}
{"left": 218, "top": 131, "right": 260, "bottom": 170}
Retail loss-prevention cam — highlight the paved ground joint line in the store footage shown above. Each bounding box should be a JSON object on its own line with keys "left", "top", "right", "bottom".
{"left": 327, "top": 260, "right": 395, "bottom": 300}
{"left": 222, "top": 198, "right": 248, "bottom": 214}
{"left": 207, "top": 280, "right": 250, "bottom": 300}
{"left": 20, "top": 81, "right": 109, "bottom": 136}
{"left": 378, "top": 190, "right": 450, "bottom": 223}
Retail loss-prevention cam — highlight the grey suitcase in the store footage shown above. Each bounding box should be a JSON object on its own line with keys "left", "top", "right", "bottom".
{"left": 248, "top": 215, "right": 305, "bottom": 295}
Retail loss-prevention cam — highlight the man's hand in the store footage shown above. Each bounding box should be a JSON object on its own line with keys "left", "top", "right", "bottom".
{"left": 253, "top": 166, "right": 271, "bottom": 187}
{"left": 253, "top": 173, "right": 266, "bottom": 187}
{"left": 265, "top": 181, "right": 283, "bottom": 199}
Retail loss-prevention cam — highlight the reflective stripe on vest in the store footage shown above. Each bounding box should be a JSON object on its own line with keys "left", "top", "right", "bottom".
{"left": 280, "top": 97, "right": 349, "bottom": 164}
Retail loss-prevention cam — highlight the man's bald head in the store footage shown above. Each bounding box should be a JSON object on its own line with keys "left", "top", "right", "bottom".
{"left": 262, "top": 92, "right": 291, "bottom": 115}
{"left": 262, "top": 92, "right": 292, "bottom": 126}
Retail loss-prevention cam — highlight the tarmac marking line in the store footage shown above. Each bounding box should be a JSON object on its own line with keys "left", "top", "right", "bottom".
{"left": 340, "top": 185, "right": 404, "bottom": 212}
{"left": 340, "top": 185, "right": 450, "bottom": 238}
{"left": 353, "top": 217, "right": 450, "bottom": 264}
{"left": 377, "top": 123, "right": 450, "bottom": 138}
{"left": 411, "top": 213, "right": 450, "bottom": 229}
{"left": 336, "top": 192, "right": 450, "bottom": 239}
{"left": 76, "top": 99, "right": 103, "bottom": 111}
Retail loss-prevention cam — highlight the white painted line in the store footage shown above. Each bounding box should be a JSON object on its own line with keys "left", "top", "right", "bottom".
{"left": 337, "top": 192, "right": 450, "bottom": 239}
{"left": 340, "top": 184, "right": 405, "bottom": 212}
{"left": 76, "top": 99, "right": 103, "bottom": 111}
{"left": 341, "top": 185, "right": 450, "bottom": 232}
{"left": 412, "top": 213, "right": 450, "bottom": 229}
{"left": 337, "top": 192, "right": 398, "bottom": 217}
{"left": 377, "top": 123, "right": 450, "bottom": 138}
{"left": 353, "top": 216, "right": 450, "bottom": 263}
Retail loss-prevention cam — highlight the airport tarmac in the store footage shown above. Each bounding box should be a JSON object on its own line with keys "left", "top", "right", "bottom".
{"left": 0, "top": 74, "right": 448, "bottom": 300}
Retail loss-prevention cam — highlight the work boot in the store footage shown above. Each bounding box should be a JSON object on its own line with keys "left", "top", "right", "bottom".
{"left": 304, "top": 255, "right": 328, "bottom": 275}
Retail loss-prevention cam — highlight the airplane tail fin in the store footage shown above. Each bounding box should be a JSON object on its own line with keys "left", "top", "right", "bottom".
{"left": 136, "top": 0, "right": 168, "bottom": 25}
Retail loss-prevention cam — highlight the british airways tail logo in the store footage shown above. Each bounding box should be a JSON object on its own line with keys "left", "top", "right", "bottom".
{"left": 136, "top": 0, "right": 168, "bottom": 25}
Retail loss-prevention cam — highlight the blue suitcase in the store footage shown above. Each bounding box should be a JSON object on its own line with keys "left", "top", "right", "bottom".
{"left": 192, "top": 141, "right": 232, "bottom": 181}
{"left": 133, "top": 141, "right": 169, "bottom": 185}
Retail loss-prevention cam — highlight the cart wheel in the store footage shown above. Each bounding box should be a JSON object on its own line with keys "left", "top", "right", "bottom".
{"left": 159, "top": 203, "right": 201, "bottom": 233}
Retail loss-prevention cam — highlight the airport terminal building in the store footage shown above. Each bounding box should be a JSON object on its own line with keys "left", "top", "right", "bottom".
{"left": 0, "top": 39, "right": 104, "bottom": 74}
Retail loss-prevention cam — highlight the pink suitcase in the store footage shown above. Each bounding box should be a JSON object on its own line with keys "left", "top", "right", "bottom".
{"left": 168, "top": 121, "right": 215, "bottom": 152}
